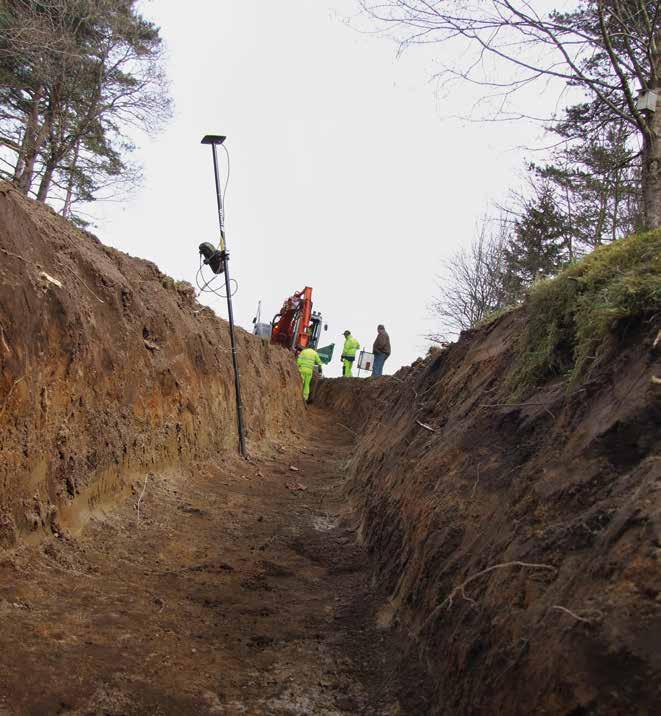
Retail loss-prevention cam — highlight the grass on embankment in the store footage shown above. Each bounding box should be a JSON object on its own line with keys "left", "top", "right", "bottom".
{"left": 510, "top": 229, "right": 661, "bottom": 394}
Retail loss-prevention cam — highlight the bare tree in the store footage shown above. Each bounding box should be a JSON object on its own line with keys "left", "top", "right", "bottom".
{"left": 429, "top": 216, "right": 510, "bottom": 341}
{"left": 360, "top": 1, "right": 661, "bottom": 229}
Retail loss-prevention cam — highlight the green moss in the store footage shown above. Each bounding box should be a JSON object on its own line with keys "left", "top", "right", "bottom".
{"left": 474, "top": 304, "right": 518, "bottom": 330}
{"left": 510, "top": 229, "right": 661, "bottom": 394}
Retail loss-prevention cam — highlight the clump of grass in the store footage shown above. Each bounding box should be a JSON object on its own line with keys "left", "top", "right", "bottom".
{"left": 175, "top": 280, "right": 193, "bottom": 292}
{"left": 474, "top": 304, "right": 519, "bottom": 330}
{"left": 510, "top": 229, "right": 661, "bottom": 394}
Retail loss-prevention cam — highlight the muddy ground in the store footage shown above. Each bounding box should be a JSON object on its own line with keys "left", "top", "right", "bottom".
{"left": 0, "top": 407, "right": 431, "bottom": 715}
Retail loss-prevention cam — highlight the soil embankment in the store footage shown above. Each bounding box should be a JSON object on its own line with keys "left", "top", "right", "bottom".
{"left": 0, "top": 183, "right": 303, "bottom": 546}
{"left": 316, "top": 243, "right": 661, "bottom": 714}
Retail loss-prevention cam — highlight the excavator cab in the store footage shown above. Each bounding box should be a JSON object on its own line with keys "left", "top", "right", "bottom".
{"left": 309, "top": 311, "right": 334, "bottom": 364}
{"left": 309, "top": 311, "right": 323, "bottom": 349}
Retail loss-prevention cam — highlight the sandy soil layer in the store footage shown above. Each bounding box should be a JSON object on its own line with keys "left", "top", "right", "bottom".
{"left": 0, "top": 182, "right": 303, "bottom": 547}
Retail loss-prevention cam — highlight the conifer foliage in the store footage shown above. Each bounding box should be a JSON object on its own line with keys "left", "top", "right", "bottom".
{"left": 0, "top": 0, "right": 171, "bottom": 221}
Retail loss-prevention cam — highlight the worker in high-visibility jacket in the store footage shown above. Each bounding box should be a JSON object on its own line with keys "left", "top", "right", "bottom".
{"left": 296, "top": 345, "right": 322, "bottom": 401}
{"left": 341, "top": 330, "right": 360, "bottom": 377}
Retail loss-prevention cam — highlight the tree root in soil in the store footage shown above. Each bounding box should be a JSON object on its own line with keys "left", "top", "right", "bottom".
{"left": 419, "top": 561, "right": 558, "bottom": 634}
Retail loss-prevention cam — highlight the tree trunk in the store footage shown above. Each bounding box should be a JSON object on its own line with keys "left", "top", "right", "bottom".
{"left": 61, "top": 138, "right": 81, "bottom": 218}
{"left": 594, "top": 194, "right": 607, "bottom": 245}
{"left": 13, "top": 88, "right": 47, "bottom": 195}
{"left": 36, "top": 160, "right": 55, "bottom": 202}
{"left": 641, "top": 101, "right": 661, "bottom": 230}
{"left": 642, "top": 33, "right": 661, "bottom": 230}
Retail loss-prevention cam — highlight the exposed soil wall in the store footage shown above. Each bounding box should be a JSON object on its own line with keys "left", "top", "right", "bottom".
{"left": 0, "top": 184, "right": 303, "bottom": 547}
{"left": 316, "top": 307, "right": 661, "bottom": 713}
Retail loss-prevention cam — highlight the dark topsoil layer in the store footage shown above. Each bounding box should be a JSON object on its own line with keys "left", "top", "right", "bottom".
{"left": 0, "top": 183, "right": 304, "bottom": 545}
{"left": 316, "top": 307, "right": 661, "bottom": 714}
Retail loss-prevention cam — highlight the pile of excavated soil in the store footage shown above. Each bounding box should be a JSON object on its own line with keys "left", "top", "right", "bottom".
{"left": 0, "top": 183, "right": 303, "bottom": 546}
{"left": 316, "top": 304, "right": 661, "bottom": 713}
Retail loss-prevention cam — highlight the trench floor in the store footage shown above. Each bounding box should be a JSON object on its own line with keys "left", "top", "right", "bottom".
{"left": 0, "top": 407, "right": 431, "bottom": 715}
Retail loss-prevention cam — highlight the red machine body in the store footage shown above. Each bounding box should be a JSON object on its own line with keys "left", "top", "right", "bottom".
{"left": 270, "top": 287, "right": 317, "bottom": 350}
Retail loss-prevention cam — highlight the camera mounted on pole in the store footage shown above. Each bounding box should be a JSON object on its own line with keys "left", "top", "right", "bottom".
{"left": 198, "top": 242, "right": 226, "bottom": 274}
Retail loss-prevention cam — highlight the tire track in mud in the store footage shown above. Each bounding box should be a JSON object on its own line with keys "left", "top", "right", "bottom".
{"left": 0, "top": 407, "right": 431, "bottom": 715}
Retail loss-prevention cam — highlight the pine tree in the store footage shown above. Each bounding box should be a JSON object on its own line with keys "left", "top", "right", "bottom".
{"left": 502, "top": 186, "right": 571, "bottom": 302}
{"left": 0, "top": 0, "right": 170, "bottom": 217}
{"left": 531, "top": 108, "right": 642, "bottom": 251}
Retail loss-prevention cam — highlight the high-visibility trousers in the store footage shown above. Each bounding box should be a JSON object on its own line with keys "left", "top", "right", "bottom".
{"left": 299, "top": 367, "right": 313, "bottom": 401}
{"left": 342, "top": 358, "right": 353, "bottom": 377}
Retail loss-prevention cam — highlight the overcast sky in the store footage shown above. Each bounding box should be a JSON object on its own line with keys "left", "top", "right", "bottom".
{"left": 90, "top": 0, "right": 556, "bottom": 377}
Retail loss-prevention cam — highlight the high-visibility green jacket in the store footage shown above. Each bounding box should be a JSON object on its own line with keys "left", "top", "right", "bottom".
{"left": 342, "top": 335, "right": 360, "bottom": 358}
{"left": 297, "top": 347, "right": 322, "bottom": 372}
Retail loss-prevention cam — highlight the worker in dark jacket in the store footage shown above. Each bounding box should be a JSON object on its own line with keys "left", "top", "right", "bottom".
{"left": 372, "top": 324, "right": 391, "bottom": 376}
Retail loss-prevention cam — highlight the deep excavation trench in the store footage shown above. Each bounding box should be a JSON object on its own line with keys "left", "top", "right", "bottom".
{"left": 0, "top": 184, "right": 432, "bottom": 715}
{"left": 1, "top": 184, "right": 660, "bottom": 715}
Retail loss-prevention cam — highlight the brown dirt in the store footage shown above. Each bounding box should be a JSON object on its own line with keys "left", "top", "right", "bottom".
{"left": 0, "top": 182, "right": 303, "bottom": 546}
{"left": 0, "top": 407, "right": 432, "bottom": 715}
{"left": 3, "top": 183, "right": 661, "bottom": 714}
{"left": 316, "top": 309, "right": 661, "bottom": 715}
{"left": 0, "top": 186, "right": 432, "bottom": 714}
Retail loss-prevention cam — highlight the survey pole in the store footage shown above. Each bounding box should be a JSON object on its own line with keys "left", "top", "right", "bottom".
{"left": 201, "top": 134, "right": 247, "bottom": 458}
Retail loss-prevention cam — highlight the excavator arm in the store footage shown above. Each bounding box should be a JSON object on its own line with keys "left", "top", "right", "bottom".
{"left": 271, "top": 287, "right": 314, "bottom": 350}
{"left": 269, "top": 287, "right": 334, "bottom": 363}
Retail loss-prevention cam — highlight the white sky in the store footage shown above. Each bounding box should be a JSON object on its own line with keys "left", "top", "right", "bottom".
{"left": 90, "top": 0, "right": 556, "bottom": 377}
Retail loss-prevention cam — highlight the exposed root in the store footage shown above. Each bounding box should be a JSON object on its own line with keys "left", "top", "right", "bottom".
{"left": 54, "top": 259, "right": 105, "bottom": 303}
{"left": 415, "top": 420, "right": 435, "bottom": 432}
{"left": 0, "top": 376, "right": 24, "bottom": 418}
{"left": 470, "top": 465, "right": 480, "bottom": 497}
{"left": 479, "top": 402, "right": 556, "bottom": 420}
{"left": 0, "top": 322, "right": 11, "bottom": 354}
{"left": 338, "top": 422, "right": 357, "bottom": 436}
{"left": 0, "top": 247, "right": 28, "bottom": 263}
{"left": 420, "top": 561, "right": 557, "bottom": 633}
{"left": 552, "top": 605, "right": 603, "bottom": 624}
{"left": 39, "top": 271, "right": 62, "bottom": 288}
{"left": 136, "top": 473, "right": 151, "bottom": 524}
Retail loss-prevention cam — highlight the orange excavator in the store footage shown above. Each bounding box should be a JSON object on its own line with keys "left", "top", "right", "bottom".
{"left": 253, "top": 287, "right": 334, "bottom": 363}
